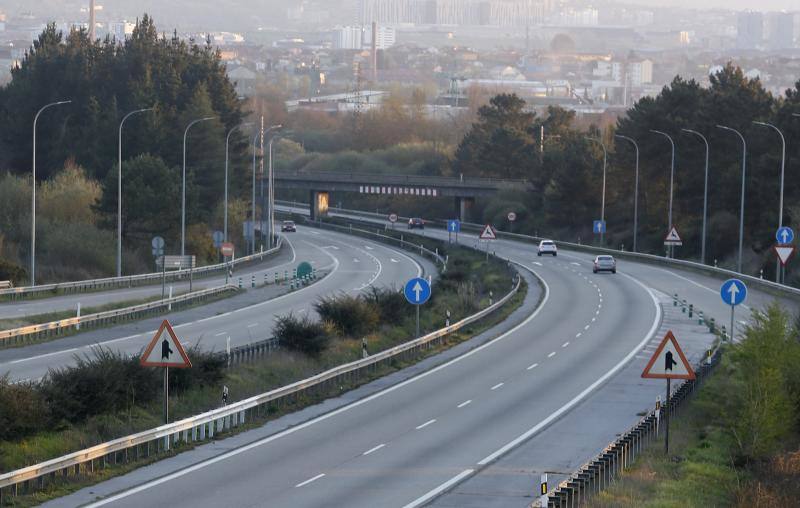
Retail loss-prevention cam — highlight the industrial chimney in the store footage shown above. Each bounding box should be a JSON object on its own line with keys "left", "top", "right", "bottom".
{"left": 371, "top": 21, "right": 377, "bottom": 82}
{"left": 89, "top": 0, "right": 96, "bottom": 40}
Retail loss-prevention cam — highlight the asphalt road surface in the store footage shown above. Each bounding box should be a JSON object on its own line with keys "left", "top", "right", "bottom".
{"left": 0, "top": 226, "right": 425, "bottom": 382}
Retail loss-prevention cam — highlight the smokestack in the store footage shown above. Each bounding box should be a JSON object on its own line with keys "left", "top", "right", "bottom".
{"left": 371, "top": 21, "right": 377, "bottom": 82}
{"left": 89, "top": 0, "right": 96, "bottom": 40}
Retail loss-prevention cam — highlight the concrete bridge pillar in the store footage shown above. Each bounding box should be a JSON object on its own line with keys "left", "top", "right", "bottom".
{"left": 309, "top": 190, "right": 330, "bottom": 221}
{"left": 454, "top": 196, "right": 474, "bottom": 223}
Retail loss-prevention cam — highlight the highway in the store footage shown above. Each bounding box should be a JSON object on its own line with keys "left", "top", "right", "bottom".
{"left": 0, "top": 226, "right": 426, "bottom": 382}
{"left": 0, "top": 244, "right": 294, "bottom": 320}
{"left": 37, "top": 211, "right": 798, "bottom": 508}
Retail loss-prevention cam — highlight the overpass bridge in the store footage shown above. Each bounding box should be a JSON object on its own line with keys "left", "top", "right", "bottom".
{"left": 273, "top": 170, "right": 534, "bottom": 221}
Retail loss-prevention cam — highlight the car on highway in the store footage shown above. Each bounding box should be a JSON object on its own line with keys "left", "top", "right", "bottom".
{"left": 408, "top": 218, "right": 425, "bottom": 230}
{"left": 281, "top": 220, "right": 297, "bottom": 232}
{"left": 593, "top": 255, "right": 617, "bottom": 274}
{"left": 537, "top": 240, "right": 558, "bottom": 256}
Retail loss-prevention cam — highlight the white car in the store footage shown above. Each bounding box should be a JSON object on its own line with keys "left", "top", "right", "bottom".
{"left": 537, "top": 240, "right": 558, "bottom": 256}
{"left": 593, "top": 255, "right": 617, "bottom": 274}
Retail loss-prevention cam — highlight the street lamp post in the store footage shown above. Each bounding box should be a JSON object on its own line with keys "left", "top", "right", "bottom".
{"left": 585, "top": 137, "right": 607, "bottom": 244}
{"left": 615, "top": 135, "right": 640, "bottom": 252}
{"left": 716, "top": 125, "right": 747, "bottom": 274}
{"left": 31, "top": 100, "right": 71, "bottom": 286}
{"left": 681, "top": 129, "right": 710, "bottom": 265}
{"left": 181, "top": 117, "right": 215, "bottom": 257}
{"left": 224, "top": 122, "right": 253, "bottom": 243}
{"left": 650, "top": 130, "right": 676, "bottom": 258}
{"left": 251, "top": 130, "right": 258, "bottom": 255}
{"left": 753, "top": 121, "right": 786, "bottom": 283}
{"left": 117, "top": 107, "right": 154, "bottom": 277}
{"left": 266, "top": 125, "right": 282, "bottom": 249}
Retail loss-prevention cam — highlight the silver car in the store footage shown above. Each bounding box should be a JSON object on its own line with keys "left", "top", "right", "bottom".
{"left": 593, "top": 255, "right": 616, "bottom": 274}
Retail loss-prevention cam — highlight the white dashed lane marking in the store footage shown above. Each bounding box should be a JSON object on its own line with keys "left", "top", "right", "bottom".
{"left": 295, "top": 474, "right": 325, "bottom": 488}
{"left": 548, "top": 352, "right": 556, "bottom": 358}
{"left": 457, "top": 400, "right": 472, "bottom": 408}
{"left": 363, "top": 444, "right": 385, "bottom": 456}
{"left": 491, "top": 383, "right": 504, "bottom": 391}
{"left": 416, "top": 419, "right": 436, "bottom": 430}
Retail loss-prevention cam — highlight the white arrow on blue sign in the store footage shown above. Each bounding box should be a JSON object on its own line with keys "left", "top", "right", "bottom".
{"left": 447, "top": 220, "right": 461, "bottom": 233}
{"left": 593, "top": 220, "right": 606, "bottom": 234}
{"left": 404, "top": 277, "right": 431, "bottom": 305}
{"left": 776, "top": 226, "right": 794, "bottom": 245}
{"left": 720, "top": 279, "right": 747, "bottom": 306}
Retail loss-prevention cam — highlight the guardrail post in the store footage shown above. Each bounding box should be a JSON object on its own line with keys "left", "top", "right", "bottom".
{"left": 698, "top": 310, "right": 704, "bottom": 325}
{"left": 688, "top": 304, "right": 693, "bottom": 318}
{"left": 251, "top": 275, "right": 255, "bottom": 288}
{"left": 673, "top": 293, "right": 678, "bottom": 306}
{"left": 709, "top": 317, "right": 716, "bottom": 333}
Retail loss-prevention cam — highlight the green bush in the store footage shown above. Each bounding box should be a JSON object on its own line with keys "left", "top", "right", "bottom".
{"left": 274, "top": 314, "right": 330, "bottom": 357}
{"left": 363, "top": 286, "right": 407, "bottom": 325}
{"left": 0, "top": 257, "right": 26, "bottom": 285}
{"left": 41, "top": 348, "right": 161, "bottom": 424}
{"left": 314, "top": 293, "right": 379, "bottom": 337}
{"left": 0, "top": 376, "right": 50, "bottom": 441}
{"left": 169, "top": 346, "right": 227, "bottom": 393}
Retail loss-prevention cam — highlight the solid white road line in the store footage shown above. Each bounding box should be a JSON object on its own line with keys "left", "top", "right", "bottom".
{"left": 363, "top": 444, "right": 385, "bottom": 456}
{"left": 491, "top": 383, "right": 504, "bottom": 391}
{"left": 457, "top": 400, "right": 472, "bottom": 408}
{"left": 476, "top": 273, "right": 662, "bottom": 466}
{"left": 402, "top": 469, "right": 475, "bottom": 508}
{"left": 295, "top": 473, "right": 325, "bottom": 488}
{"left": 416, "top": 419, "right": 436, "bottom": 430}
{"left": 247, "top": 323, "right": 259, "bottom": 328}
{"left": 527, "top": 363, "right": 538, "bottom": 370}
{"left": 80, "top": 268, "right": 551, "bottom": 507}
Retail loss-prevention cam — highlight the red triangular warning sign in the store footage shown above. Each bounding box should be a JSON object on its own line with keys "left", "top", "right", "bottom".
{"left": 664, "top": 226, "right": 682, "bottom": 245}
{"left": 774, "top": 245, "right": 796, "bottom": 267}
{"left": 140, "top": 320, "right": 192, "bottom": 368}
{"left": 641, "top": 330, "right": 695, "bottom": 380}
{"left": 479, "top": 224, "right": 497, "bottom": 240}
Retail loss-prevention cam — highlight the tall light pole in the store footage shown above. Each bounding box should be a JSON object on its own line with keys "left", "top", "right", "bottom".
{"left": 753, "top": 121, "right": 786, "bottom": 283}
{"left": 615, "top": 134, "right": 640, "bottom": 252}
{"left": 681, "top": 129, "right": 710, "bottom": 265}
{"left": 585, "top": 137, "right": 607, "bottom": 244}
{"left": 31, "top": 100, "right": 71, "bottom": 286}
{"left": 716, "top": 125, "right": 747, "bottom": 274}
{"left": 650, "top": 130, "right": 676, "bottom": 258}
{"left": 117, "top": 107, "right": 153, "bottom": 277}
{"left": 266, "top": 125, "right": 282, "bottom": 249}
{"left": 224, "top": 122, "right": 253, "bottom": 243}
{"left": 181, "top": 116, "right": 215, "bottom": 257}
{"left": 250, "top": 130, "right": 259, "bottom": 255}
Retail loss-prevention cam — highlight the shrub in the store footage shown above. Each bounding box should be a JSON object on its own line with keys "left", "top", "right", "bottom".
{"left": 273, "top": 313, "right": 330, "bottom": 356}
{"left": 314, "top": 293, "right": 379, "bottom": 337}
{"left": 363, "top": 286, "right": 406, "bottom": 325}
{"left": 169, "top": 346, "right": 227, "bottom": 393}
{"left": 41, "top": 348, "right": 160, "bottom": 424}
{"left": 0, "top": 375, "right": 50, "bottom": 440}
{"left": 0, "top": 257, "right": 26, "bottom": 285}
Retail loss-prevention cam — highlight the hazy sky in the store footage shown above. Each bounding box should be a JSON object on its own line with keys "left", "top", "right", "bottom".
{"left": 629, "top": 0, "right": 799, "bottom": 11}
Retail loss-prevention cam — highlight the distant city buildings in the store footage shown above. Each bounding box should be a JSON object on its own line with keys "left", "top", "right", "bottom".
{"left": 736, "top": 11, "right": 764, "bottom": 49}
{"left": 334, "top": 25, "right": 396, "bottom": 50}
{"left": 357, "top": 0, "right": 554, "bottom": 27}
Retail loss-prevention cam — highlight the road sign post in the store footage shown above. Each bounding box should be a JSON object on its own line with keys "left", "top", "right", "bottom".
{"left": 641, "top": 330, "right": 696, "bottom": 454}
{"left": 404, "top": 277, "right": 431, "bottom": 338}
{"left": 592, "top": 220, "right": 606, "bottom": 244}
{"left": 507, "top": 212, "right": 516, "bottom": 233}
{"left": 664, "top": 226, "right": 682, "bottom": 259}
{"left": 480, "top": 224, "right": 496, "bottom": 261}
{"left": 140, "top": 320, "right": 192, "bottom": 423}
{"left": 775, "top": 227, "right": 794, "bottom": 284}
{"left": 720, "top": 279, "right": 747, "bottom": 342}
{"left": 447, "top": 219, "right": 461, "bottom": 244}
{"left": 389, "top": 213, "right": 398, "bottom": 230}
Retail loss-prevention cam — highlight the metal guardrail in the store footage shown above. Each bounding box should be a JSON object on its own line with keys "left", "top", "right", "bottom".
{"left": 0, "top": 238, "right": 283, "bottom": 301}
{"left": 544, "top": 345, "right": 722, "bottom": 507}
{"left": 0, "top": 285, "right": 240, "bottom": 346}
{"left": 302, "top": 203, "right": 800, "bottom": 301}
{"left": 0, "top": 268, "right": 522, "bottom": 501}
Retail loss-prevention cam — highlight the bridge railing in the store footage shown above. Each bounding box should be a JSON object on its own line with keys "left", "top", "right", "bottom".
{"left": 0, "top": 244, "right": 522, "bottom": 502}
{"left": 274, "top": 170, "right": 531, "bottom": 188}
{"left": 0, "top": 239, "right": 283, "bottom": 301}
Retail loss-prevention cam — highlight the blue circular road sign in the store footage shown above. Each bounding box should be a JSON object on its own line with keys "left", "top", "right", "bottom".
{"left": 776, "top": 226, "right": 794, "bottom": 245}
{"left": 720, "top": 279, "right": 747, "bottom": 307}
{"left": 404, "top": 277, "right": 431, "bottom": 305}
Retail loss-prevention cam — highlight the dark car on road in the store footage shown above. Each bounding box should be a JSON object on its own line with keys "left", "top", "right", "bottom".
{"left": 408, "top": 218, "right": 425, "bottom": 230}
{"left": 281, "top": 220, "right": 297, "bottom": 232}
